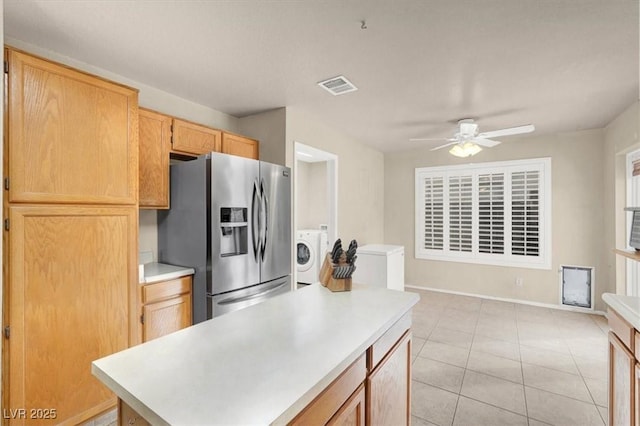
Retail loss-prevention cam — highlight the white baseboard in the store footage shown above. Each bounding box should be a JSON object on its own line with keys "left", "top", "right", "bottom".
{"left": 404, "top": 284, "right": 606, "bottom": 316}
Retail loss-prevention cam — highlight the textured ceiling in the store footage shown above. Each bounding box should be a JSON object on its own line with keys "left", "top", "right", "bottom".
{"left": 4, "top": 0, "right": 639, "bottom": 152}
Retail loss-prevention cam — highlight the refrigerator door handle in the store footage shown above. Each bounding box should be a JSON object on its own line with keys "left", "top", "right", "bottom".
{"left": 251, "top": 180, "right": 261, "bottom": 261}
{"left": 216, "top": 281, "right": 288, "bottom": 306}
{"left": 260, "top": 178, "right": 268, "bottom": 261}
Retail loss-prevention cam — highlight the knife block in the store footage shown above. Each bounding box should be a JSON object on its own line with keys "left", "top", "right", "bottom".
{"left": 319, "top": 253, "right": 352, "bottom": 292}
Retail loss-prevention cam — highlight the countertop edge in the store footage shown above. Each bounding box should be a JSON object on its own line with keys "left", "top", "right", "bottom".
{"left": 140, "top": 262, "right": 195, "bottom": 285}
{"left": 91, "top": 363, "right": 171, "bottom": 426}
{"left": 603, "top": 293, "right": 640, "bottom": 330}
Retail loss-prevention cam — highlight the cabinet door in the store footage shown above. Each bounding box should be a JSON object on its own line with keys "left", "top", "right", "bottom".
{"left": 367, "top": 331, "right": 411, "bottom": 426}
{"left": 119, "top": 399, "right": 151, "bottom": 426}
{"left": 172, "top": 118, "right": 221, "bottom": 155}
{"left": 636, "top": 363, "right": 640, "bottom": 426}
{"left": 139, "top": 108, "right": 171, "bottom": 209}
{"left": 142, "top": 294, "right": 192, "bottom": 342}
{"left": 6, "top": 205, "right": 138, "bottom": 425}
{"left": 327, "top": 384, "right": 365, "bottom": 426}
{"left": 290, "top": 356, "right": 366, "bottom": 425}
{"left": 609, "top": 331, "right": 635, "bottom": 426}
{"left": 7, "top": 48, "right": 138, "bottom": 204}
{"left": 221, "top": 132, "right": 259, "bottom": 159}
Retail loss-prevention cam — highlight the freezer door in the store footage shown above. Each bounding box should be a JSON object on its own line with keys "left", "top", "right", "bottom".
{"left": 259, "top": 161, "right": 292, "bottom": 283}
{"left": 210, "top": 153, "right": 261, "bottom": 294}
{"left": 208, "top": 275, "right": 291, "bottom": 317}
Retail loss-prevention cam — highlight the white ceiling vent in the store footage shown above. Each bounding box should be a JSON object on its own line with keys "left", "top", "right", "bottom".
{"left": 317, "top": 75, "right": 358, "bottom": 96}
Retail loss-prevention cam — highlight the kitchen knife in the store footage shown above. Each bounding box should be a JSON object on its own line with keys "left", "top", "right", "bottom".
{"left": 332, "top": 247, "right": 343, "bottom": 265}
{"left": 347, "top": 265, "right": 356, "bottom": 278}
{"left": 345, "top": 240, "right": 358, "bottom": 263}
{"left": 331, "top": 239, "right": 342, "bottom": 261}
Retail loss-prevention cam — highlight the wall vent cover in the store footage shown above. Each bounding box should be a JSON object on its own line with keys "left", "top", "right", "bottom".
{"left": 317, "top": 75, "right": 358, "bottom": 96}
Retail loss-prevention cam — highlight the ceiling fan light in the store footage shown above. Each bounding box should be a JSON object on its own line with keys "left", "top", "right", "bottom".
{"left": 449, "top": 142, "right": 482, "bottom": 157}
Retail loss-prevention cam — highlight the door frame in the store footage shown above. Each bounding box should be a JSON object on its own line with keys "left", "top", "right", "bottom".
{"left": 293, "top": 142, "right": 338, "bottom": 285}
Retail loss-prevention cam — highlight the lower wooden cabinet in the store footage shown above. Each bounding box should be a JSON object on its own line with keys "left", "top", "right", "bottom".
{"left": 328, "top": 384, "right": 365, "bottom": 426}
{"left": 607, "top": 306, "right": 638, "bottom": 426}
{"left": 118, "top": 314, "right": 411, "bottom": 426}
{"left": 119, "top": 400, "right": 151, "bottom": 426}
{"left": 367, "top": 331, "right": 411, "bottom": 426}
{"left": 4, "top": 205, "right": 138, "bottom": 425}
{"left": 290, "top": 314, "right": 411, "bottom": 426}
{"left": 609, "top": 331, "right": 635, "bottom": 426}
{"left": 140, "top": 276, "right": 192, "bottom": 342}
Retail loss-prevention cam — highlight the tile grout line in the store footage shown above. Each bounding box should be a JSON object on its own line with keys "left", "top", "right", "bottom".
{"left": 514, "top": 317, "right": 531, "bottom": 424}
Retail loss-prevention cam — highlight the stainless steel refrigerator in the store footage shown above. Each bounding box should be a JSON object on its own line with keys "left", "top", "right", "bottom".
{"left": 158, "top": 152, "right": 292, "bottom": 322}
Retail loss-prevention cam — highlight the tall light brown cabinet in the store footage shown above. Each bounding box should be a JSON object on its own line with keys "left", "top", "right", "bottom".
{"left": 3, "top": 48, "right": 139, "bottom": 425}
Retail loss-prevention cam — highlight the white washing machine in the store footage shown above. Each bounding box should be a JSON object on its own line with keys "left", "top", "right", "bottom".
{"left": 296, "top": 229, "right": 328, "bottom": 284}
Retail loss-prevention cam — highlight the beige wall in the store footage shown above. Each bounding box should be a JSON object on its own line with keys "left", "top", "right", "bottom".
{"left": 296, "top": 160, "right": 328, "bottom": 230}
{"left": 285, "top": 107, "right": 384, "bottom": 245}
{"left": 238, "top": 107, "right": 287, "bottom": 165}
{"left": 385, "top": 129, "right": 608, "bottom": 310}
{"left": 603, "top": 102, "right": 640, "bottom": 294}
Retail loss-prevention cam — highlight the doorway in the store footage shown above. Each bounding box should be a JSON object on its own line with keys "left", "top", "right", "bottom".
{"left": 294, "top": 142, "right": 338, "bottom": 286}
{"left": 626, "top": 148, "right": 640, "bottom": 296}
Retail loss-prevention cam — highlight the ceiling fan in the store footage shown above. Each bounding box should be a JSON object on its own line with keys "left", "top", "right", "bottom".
{"left": 410, "top": 119, "right": 535, "bottom": 157}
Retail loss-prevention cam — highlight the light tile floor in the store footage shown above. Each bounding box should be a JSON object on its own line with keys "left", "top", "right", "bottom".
{"left": 410, "top": 289, "right": 609, "bottom": 426}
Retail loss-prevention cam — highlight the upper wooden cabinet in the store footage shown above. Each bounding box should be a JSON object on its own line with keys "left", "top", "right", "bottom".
{"left": 222, "top": 132, "right": 259, "bottom": 160}
{"left": 172, "top": 118, "right": 221, "bottom": 155}
{"left": 6, "top": 48, "right": 138, "bottom": 205}
{"left": 139, "top": 108, "right": 171, "bottom": 209}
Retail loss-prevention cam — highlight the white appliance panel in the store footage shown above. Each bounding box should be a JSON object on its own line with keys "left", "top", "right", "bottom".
{"left": 352, "top": 244, "right": 405, "bottom": 291}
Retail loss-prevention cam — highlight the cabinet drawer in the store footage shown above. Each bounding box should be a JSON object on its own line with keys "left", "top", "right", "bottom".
{"left": 609, "top": 308, "right": 634, "bottom": 351}
{"left": 289, "top": 355, "right": 366, "bottom": 426}
{"left": 142, "top": 276, "right": 192, "bottom": 304}
{"left": 367, "top": 312, "right": 411, "bottom": 371}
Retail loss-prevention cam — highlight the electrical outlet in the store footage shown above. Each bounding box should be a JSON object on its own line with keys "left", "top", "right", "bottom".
{"left": 515, "top": 277, "right": 524, "bottom": 287}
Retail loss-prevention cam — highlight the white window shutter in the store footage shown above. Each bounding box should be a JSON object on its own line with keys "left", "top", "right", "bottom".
{"left": 511, "top": 170, "right": 540, "bottom": 256}
{"left": 423, "top": 176, "right": 444, "bottom": 250}
{"left": 448, "top": 175, "right": 473, "bottom": 252}
{"left": 478, "top": 173, "right": 505, "bottom": 254}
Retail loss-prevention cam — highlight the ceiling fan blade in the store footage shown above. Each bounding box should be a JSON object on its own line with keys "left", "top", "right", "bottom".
{"left": 473, "top": 138, "right": 501, "bottom": 148}
{"left": 409, "top": 137, "right": 454, "bottom": 142}
{"left": 430, "top": 141, "right": 459, "bottom": 151}
{"left": 477, "top": 124, "right": 535, "bottom": 139}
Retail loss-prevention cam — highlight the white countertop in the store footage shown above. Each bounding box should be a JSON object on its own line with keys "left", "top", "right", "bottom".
{"left": 92, "top": 284, "right": 419, "bottom": 425}
{"left": 141, "top": 262, "right": 195, "bottom": 284}
{"left": 603, "top": 293, "right": 640, "bottom": 329}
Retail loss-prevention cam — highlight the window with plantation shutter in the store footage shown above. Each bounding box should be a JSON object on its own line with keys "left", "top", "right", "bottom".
{"left": 415, "top": 158, "right": 551, "bottom": 269}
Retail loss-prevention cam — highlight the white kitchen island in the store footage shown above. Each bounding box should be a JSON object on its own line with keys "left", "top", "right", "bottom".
{"left": 92, "top": 283, "right": 419, "bottom": 425}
